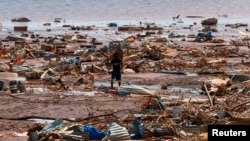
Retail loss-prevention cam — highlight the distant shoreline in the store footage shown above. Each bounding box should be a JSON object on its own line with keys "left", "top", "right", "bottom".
{"left": 1, "top": 16, "right": 250, "bottom": 31}
{"left": 0, "top": 17, "right": 249, "bottom": 43}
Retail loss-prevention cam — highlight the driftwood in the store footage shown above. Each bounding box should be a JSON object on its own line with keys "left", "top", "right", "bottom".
{"left": 163, "top": 98, "right": 225, "bottom": 106}
{"left": 164, "top": 101, "right": 203, "bottom": 106}
{"left": 118, "top": 26, "right": 143, "bottom": 31}
{"left": 203, "top": 84, "right": 214, "bottom": 107}
{"left": 230, "top": 100, "right": 250, "bottom": 111}
{"left": 9, "top": 93, "right": 25, "bottom": 99}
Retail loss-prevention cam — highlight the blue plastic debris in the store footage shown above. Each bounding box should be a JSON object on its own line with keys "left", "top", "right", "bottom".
{"left": 87, "top": 48, "right": 95, "bottom": 54}
{"left": 207, "top": 31, "right": 213, "bottom": 38}
{"left": 45, "top": 76, "right": 55, "bottom": 82}
{"left": 184, "top": 119, "right": 192, "bottom": 126}
{"left": 108, "top": 22, "right": 118, "bottom": 27}
{"left": 116, "top": 91, "right": 130, "bottom": 96}
{"left": 129, "top": 114, "right": 144, "bottom": 140}
{"left": 196, "top": 33, "right": 206, "bottom": 39}
{"left": 196, "top": 31, "right": 213, "bottom": 40}
{"left": 78, "top": 125, "right": 106, "bottom": 140}
{"left": 67, "top": 56, "right": 79, "bottom": 65}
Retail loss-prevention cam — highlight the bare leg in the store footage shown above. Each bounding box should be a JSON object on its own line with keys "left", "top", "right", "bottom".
{"left": 111, "top": 80, "right": 114, "bottom": 89}
{"left": 118, "top": 81, "right": 121, "bottom": 87}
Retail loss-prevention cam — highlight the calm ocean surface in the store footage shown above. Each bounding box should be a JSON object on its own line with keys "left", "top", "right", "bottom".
{"left": 0, "top": 0, "right": 250, "bottom": 31}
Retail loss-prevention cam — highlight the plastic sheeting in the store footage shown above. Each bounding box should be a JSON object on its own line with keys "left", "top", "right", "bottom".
{"left": 117, "top": 83, "right": 155, "bottom": 96}
{"left": 78, "top": 125, "right": 106, "bottom": 140}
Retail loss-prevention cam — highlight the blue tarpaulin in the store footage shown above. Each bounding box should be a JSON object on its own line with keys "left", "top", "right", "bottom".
{"left": 196, "top": 31, "right": 213, "bottom": 39}
{"left": 78, "top": 125, "right": 106, "bottom": 140}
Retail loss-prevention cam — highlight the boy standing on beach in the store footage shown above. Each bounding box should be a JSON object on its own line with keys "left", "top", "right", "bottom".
{"left": 110, "top": 52, "right": 123, "bottom": 89}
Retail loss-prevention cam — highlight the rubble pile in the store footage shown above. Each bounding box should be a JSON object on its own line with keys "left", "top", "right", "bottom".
{"left": 0, "top": 16, "right": 249, "bottom": 140}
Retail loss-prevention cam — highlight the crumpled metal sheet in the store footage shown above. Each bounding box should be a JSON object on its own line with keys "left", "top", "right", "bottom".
{"left": 39, "top": 118, "right": 64, "bottom": 134}
{"left": 103, "top": 122, "right": 130, "bottom": 141}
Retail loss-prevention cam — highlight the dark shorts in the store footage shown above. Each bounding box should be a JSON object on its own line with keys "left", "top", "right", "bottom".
{"left": 111, "top": 72, "right": 121, "bottom": 81}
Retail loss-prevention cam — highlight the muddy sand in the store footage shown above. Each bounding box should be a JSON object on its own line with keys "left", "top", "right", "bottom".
{"left": 0, "top": 17, "right": 250, "bottom": 141}
{"left": 0, "top": 72, "right": 211, "bottom": 141}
